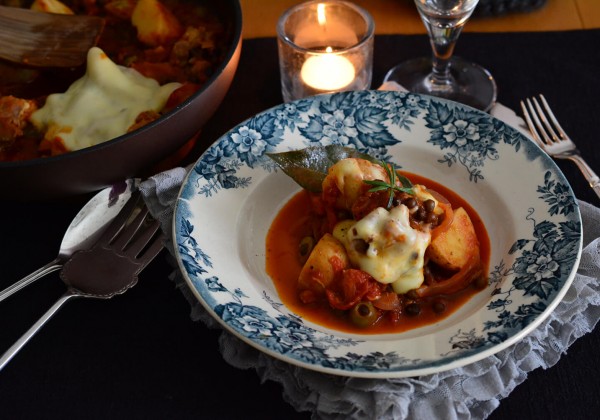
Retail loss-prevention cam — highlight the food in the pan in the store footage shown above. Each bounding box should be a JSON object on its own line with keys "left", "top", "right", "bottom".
{"left": 0, "top": 0, "right": 230, "bottom": 161}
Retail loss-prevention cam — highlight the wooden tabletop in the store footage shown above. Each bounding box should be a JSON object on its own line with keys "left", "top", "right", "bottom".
{"left": 240, "top": 0, "right": 600, "bottom": 39}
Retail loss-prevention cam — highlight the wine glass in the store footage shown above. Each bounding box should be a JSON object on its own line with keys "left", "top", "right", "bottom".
{"left": 384, "top": 0, "right": 497, "bottom": 111}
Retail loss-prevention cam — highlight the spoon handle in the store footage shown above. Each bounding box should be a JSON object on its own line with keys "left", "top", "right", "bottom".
{"left": 0, "top": 291, "right": 76, "bottom": 371}
{"left": 0, "top": 258, "right": 62, "bottom": 303}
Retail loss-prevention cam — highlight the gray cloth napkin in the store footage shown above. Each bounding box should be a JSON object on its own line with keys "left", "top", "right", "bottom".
{"left": 139, "top": 168, "right": 600, "bottom": 420}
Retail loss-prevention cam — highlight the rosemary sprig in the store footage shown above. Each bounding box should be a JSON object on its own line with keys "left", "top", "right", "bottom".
{"left": 363, "top": 161, "right": 415, "bottom": 209}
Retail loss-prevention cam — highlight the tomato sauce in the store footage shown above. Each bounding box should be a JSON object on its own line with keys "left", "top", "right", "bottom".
{"left": 266, "top": 172, "right": 490, "bottom": 334}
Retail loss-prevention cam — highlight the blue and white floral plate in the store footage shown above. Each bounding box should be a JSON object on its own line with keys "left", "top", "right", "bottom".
{"left": 173, "top": 90, "right": 582, "bottom": 378}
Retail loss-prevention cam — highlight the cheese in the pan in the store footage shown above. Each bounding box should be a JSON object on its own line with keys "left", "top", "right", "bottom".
{"left": 30, "top": 47, "right": 181, "bottom": 151}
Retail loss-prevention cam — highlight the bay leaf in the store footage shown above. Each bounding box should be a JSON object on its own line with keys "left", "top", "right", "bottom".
{"left": 267, "top": 145, "right": 375, "bottom": 192}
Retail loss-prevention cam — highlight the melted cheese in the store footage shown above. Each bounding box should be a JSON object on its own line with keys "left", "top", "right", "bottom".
{"left": 323, "top": 158, "right": 388, "bottom": 210}
{"left": 30, "top": 47, "right": 181, "bottom": 151}
{"left": 340, "top": 205, "right": 431, "bottom": 294}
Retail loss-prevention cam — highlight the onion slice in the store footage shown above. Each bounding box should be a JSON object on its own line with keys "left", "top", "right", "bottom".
{"left": 414, "top": 253, "right": 482, "bottom": 298}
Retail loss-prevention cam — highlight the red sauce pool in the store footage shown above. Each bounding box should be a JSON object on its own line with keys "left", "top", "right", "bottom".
{"left": 265, "top": 172, "right": 490, "bottom": 334}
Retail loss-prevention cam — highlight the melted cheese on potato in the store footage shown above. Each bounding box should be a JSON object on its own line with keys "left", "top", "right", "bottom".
{"left": 322, "top": 158, "right": 388, "bottom": 210}
{"left": 30, "top": 47, "right": 181, "bottom": 151}
{"left": 340, "top": 205, "right": 431, "bottom": 294}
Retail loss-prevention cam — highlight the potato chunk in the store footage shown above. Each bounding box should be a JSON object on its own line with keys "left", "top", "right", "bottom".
{"left": 322, "top": 158, "right": 388, "bottom": 210}
{"left": 30, "top": 0, "right": 74, "bottom": 14}
{"left": 132, "top": 0, "right": 183, "bottom": 47}
{"left": 298, "top": 234, "right": 349, "bottom": 295}
{"left": 428, "top": 207, "right": 479, "bottom": 271}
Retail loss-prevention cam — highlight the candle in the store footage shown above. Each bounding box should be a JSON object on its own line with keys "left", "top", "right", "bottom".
{"left": 277, "top": 1, "right": 374, "bottom": 102}
{"left": 301, "top": 47, "right": 356, "bottom": 91}
{"left": 299, "top": 4, "right": 355, "bottom": 91}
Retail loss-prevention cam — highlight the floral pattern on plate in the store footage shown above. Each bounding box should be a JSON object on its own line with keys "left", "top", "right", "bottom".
{"left": 174, "top": 91, "right": 581, "bottom": 378}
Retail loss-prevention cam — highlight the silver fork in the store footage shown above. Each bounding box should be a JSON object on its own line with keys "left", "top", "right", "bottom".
{"left": 520, "top": 94, "right": 600, "bottom": 200}
{"left": 0, "top": 190, "right": 165, "bottom": 371}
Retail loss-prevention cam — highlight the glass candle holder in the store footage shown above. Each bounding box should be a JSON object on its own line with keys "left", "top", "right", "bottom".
{"left": 277, "top": 1, "right": 374, "bottom": 102}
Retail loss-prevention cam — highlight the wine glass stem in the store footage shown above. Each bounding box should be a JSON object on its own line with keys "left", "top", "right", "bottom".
{"left": 428, "top": 25, "right": 464, "bottom": 89}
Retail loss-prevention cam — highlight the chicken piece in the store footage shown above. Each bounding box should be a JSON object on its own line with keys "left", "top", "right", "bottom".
{"left": 171, "top": 26, "right": 204, "bottom": 66}
{"left": 127, "top": 110, "right": 161, "bottom": 133}
{"left": 0, "top": 96, "right": 38, "bottom": 148}
{"left": 298, "top": 233, "right": 349, "bottom": 295}
{"left": 131, "top": 61, "right": 183, "bottom": 84}
{"left": 322, "top": 158, "right": 388, "bottom": 211}
{"left": 132, "top": 0, "right": 183, "bottom": 47}
{"left": 30, "top": 0, "right": 74, "bottom": 14}
{"left": 427, "top": 207, "right": 480, "bottom": 271}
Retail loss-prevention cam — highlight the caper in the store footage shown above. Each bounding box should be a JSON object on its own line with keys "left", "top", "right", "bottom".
{"left": 423, "top": 199, "right": 436, "bottom": 212}
{"left": 425, "top": 212, "right": 438, "bottom": 225}
{"left": 352, "top": 238, "right": 369, "bottom": 254}
{"left": 432, "top": 298, "right": 447, "bottom": 314}
{"left": 298, "top": 236, "right": 315, "bottom": 264}
{"left": 349, "top": 301, "right": 379, "bottom": 328}
{"left": 402, "top": 197, "right": 417, "bottom": 209}
{"left": 405, "top": 302, "right": 421, "bottom": 316}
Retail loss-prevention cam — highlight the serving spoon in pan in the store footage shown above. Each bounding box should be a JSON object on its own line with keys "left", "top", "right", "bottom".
{"left": 0, "top": 180, "right": 137, "bottom": 303}
{"left": 0, "top": 5, "right": 104, "bottom": 67}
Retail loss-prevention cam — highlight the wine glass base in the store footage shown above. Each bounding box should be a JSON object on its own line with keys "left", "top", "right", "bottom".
{"left": 383, "top": 56, "right": 497, "bottom": 112}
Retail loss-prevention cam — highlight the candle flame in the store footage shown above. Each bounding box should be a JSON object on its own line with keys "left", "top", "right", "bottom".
{"left": 325, "top": 46, "right": 333, "bottom": 53}
{"left": 317, "top": 3, "right": 326, "bottom": 26}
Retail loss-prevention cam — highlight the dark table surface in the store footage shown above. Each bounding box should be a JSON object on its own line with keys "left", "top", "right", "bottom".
{"left": 1, "top": 31, "right": 600, "bottom": 419}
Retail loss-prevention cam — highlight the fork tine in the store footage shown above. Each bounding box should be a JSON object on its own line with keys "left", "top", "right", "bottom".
{"left": 520, "top": 99, "right": 546, "bottom": 147}
{"left": 526, "top": 97, "right": 552, "bottom": 144}
{"left": 109, "top": 205, "right": 150, "bottom": 251}
{"left": 123, "top": 217, "right": 162, "bottom": 258}
{"left": 531, "top": 96, "right": 560, "bottom": 143}
{"left": 539, "top": 94, "right": 569, "bottom": 141}
{"left": 95, "top": 187, "right": 164, "bottom": 258}
{"left": 137, "top": 229, "right": 165, "bottom": 266}
{"left": 96, "top": 190, "right": 143, "bottom": 245}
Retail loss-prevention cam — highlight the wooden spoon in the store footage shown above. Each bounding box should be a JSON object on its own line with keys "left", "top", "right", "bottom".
{"left": 0, "top": 5, "right": 105, "bottom": 68}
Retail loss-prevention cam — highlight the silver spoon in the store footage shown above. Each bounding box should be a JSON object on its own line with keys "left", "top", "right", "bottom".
{"left": 0, "top": 179, "right": 137, "bottom": 303}
{"left": 0, "top": 191, "right": 164, "bottom": 371}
